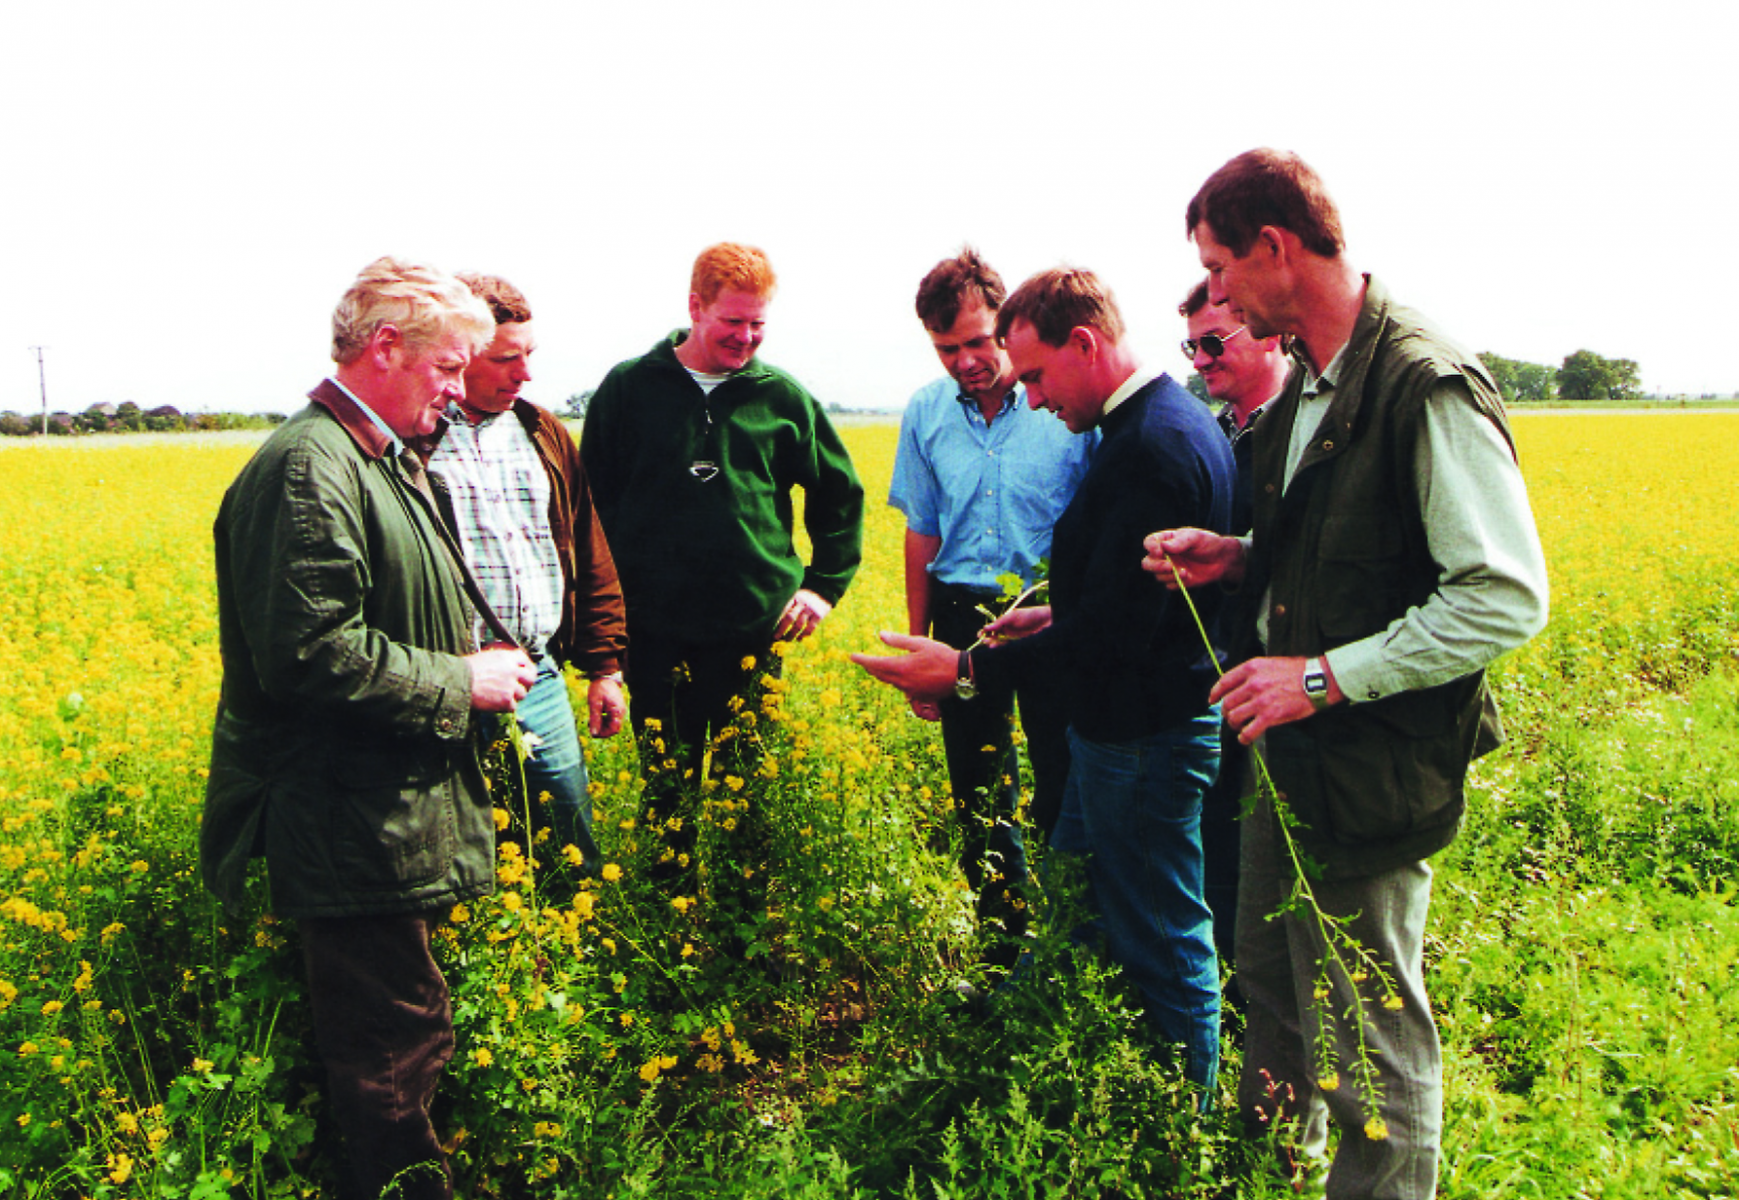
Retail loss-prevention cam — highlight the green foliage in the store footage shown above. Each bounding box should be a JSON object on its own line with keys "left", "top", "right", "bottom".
{"left": 8, "top": 423, "right": 1739, "bottom": 1196}
{"left": 1479, "top": 352, "right": 1557, "bottom": 403}
{"left": 1557, "top": 349, "right": 1642, "bottom": 401}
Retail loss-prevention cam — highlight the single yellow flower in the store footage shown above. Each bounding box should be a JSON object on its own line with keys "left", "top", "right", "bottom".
{"left": 601, "top": 863, "right": 623, "bottom": 883}
{"left": 1317, "top": 1073, "right": 1340, "bottom": 1092}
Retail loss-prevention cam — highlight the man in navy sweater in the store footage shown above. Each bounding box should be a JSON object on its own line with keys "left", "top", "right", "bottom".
{"left": 854, "top": 267, "right": 1236, "bottom": 1095}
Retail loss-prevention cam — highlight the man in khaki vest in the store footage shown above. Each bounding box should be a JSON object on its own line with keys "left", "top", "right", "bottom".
{"left": 1148, "top": 150, "right": 1549, "bottom": 1198}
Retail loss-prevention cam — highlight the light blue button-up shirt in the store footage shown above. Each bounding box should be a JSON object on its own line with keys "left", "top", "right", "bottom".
{"left": 889, "top": 378, "right": 1096, "bottom": 591}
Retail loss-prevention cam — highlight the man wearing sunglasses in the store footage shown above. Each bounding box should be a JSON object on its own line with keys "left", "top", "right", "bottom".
{"left": 1148, "top": 149, "right": 1548, "bottom": 1198}
{"left": 1178, "top": 278, "right": 1292, "bottom": 1006}
{"left": 1180, "top": 279, "right": 1293, "bottom": 537}
{"left": 580, "top": 243, "right": 864, "bottom": 899}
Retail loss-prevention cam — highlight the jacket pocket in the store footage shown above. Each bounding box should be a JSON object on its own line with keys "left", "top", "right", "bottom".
{"left": 324, "top": 742, "right": 458, "bottom": 890}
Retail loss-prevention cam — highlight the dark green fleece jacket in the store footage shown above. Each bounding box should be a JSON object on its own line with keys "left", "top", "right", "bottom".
{"left": 579, "top": 332, "right": 864, "bottom": 644}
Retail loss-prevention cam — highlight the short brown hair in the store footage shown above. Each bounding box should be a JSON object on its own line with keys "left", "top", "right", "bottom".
{"left": 458, "top": 273, "right": 532, "bottom": 325}
{"left": 1178, "top": 278, "right": 1211, "bottom": 318}
{"left": 915, "top": 247, "right": 1007, "bottom": 333}
{"left": 690, "top": 242, "right": 777, "bottom": 305}
{"left": 1186, "top": 148, "right": 1345, "bottom": 259}
{"left": 995, "top": 267, "right": 1125, "bottom": 347}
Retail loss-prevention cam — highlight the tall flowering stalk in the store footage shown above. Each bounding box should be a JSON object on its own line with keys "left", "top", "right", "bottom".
{"left": 500, "top": 713, "right": 545, "bottom": 904}
{"left": 1166, "top": 556, "right": 1397, "bottom": 1141}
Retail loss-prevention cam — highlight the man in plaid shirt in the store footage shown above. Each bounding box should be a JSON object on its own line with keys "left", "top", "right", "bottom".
{"left": 423, "top": 273, "right": 628, "bottom": 878}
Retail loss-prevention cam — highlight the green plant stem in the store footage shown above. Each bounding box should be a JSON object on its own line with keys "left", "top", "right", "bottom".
{"left": 1165, "top": 555, "right": 1398, "bottom": 1130}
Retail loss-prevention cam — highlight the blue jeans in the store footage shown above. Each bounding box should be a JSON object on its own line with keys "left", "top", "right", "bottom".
{"left": 1051, "top": 716, "right": 1222, "bottom": 1092}
{"left": 486, "top": 658, "right": 601, "bottom": 876}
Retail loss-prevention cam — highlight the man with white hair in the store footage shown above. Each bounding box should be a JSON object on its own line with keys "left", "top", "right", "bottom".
{"left": 202, "top": 257, "right": 536, "bottom": 1200}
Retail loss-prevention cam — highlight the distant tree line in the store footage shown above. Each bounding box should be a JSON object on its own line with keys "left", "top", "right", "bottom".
{"left": 1479, "top": 349, "right": 1644, "bottom": 403}
{"left": 0, "top": 402, "right": 287, "bottom": 436}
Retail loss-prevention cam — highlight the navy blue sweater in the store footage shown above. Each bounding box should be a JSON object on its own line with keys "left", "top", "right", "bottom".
{"left": 973, "top": 375, "right": 1235, "bottom": 743}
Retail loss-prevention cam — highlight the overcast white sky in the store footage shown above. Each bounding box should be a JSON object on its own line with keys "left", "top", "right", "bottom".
{"left": 5, "top": 1, "right": 1736, "bottom": 417}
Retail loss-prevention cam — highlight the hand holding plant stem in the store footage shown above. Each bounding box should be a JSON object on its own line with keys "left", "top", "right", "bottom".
{"left": 970, "top": 571, "right": 1050, "bottom": 650}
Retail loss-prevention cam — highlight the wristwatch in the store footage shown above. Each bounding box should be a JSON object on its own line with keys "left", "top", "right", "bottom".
{"left": 954, "top": 650, "right": 978, "bottom": 700}
{"left": 1302, "top": 657, "right": 1330, "bottom": 712}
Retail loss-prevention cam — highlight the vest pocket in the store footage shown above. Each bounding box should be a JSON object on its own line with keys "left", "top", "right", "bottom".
{"left": 1266, "top": 700, "right": 1464, "bottom": 866}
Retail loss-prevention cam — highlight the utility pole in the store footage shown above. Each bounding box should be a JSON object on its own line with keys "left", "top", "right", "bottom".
{"left": 31, "top": 346, "right": 48, "bottom": 434}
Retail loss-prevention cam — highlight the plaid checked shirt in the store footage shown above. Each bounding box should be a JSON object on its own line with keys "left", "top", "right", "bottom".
{"left": 428, "top": 407, "right": 565, "bottom": 658}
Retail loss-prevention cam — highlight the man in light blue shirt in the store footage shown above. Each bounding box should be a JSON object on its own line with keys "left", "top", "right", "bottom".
{"left": 888, "top": 248, "right": 1093, "bottom": 965}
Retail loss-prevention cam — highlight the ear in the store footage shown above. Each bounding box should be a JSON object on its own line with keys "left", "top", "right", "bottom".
{"left": 1067, "top": 325, "right": 1099, "bottom": 361}
{"left": 687, "top": 292, "right": 704, "bottom": 323}
{"left": 367, "top": 323, "right": 403, "bottom": 370}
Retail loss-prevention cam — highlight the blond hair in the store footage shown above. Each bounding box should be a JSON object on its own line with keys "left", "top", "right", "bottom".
{"left": 331, "top": 257, "right": 496, "bottom": 364}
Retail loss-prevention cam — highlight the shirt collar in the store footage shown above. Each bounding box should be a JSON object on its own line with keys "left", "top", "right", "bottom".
{"left": 1100, "top": 367, "right": 1154, "bottom": 420}
{"left": 1217, "top": 396, "right": 1273, "bottom": 437}
{"left": 445, "top": 400, "right": 503, "bottom": 429}
{"left": 1300, "top": 343, "right": 1349, "bottom": 402}
{"left": 955, "top": 382, "right": 1022, "bottom": 415}
{"left": 329, "top": 377, "right": 406, "bottom": 454}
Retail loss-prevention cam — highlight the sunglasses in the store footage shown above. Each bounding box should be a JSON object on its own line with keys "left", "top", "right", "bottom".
{"left": 1181, "top": 326, "right": 1248, "bottom": 360}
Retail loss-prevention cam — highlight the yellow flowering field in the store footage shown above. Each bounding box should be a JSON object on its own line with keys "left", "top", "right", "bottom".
{"left": 0, "top": 411, "right": 1736, "bottom": 1196}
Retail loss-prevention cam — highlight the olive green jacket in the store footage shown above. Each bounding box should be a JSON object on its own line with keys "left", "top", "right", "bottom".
{"left": 1247, "top": 278, "right": 1514, "bottom": 878}
{"left": 201, "top": 381, "right": 494, "bottom": 918}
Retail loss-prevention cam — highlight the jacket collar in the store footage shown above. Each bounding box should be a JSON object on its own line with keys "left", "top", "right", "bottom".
{"left": 310, "top": 378, "right": 395, "bottom": 461}
{"left": 651, "top": 329, "right": 776, "bottom": 386}
{"left": 1309, "top": 273, "right": 1389, "bottom": 433}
